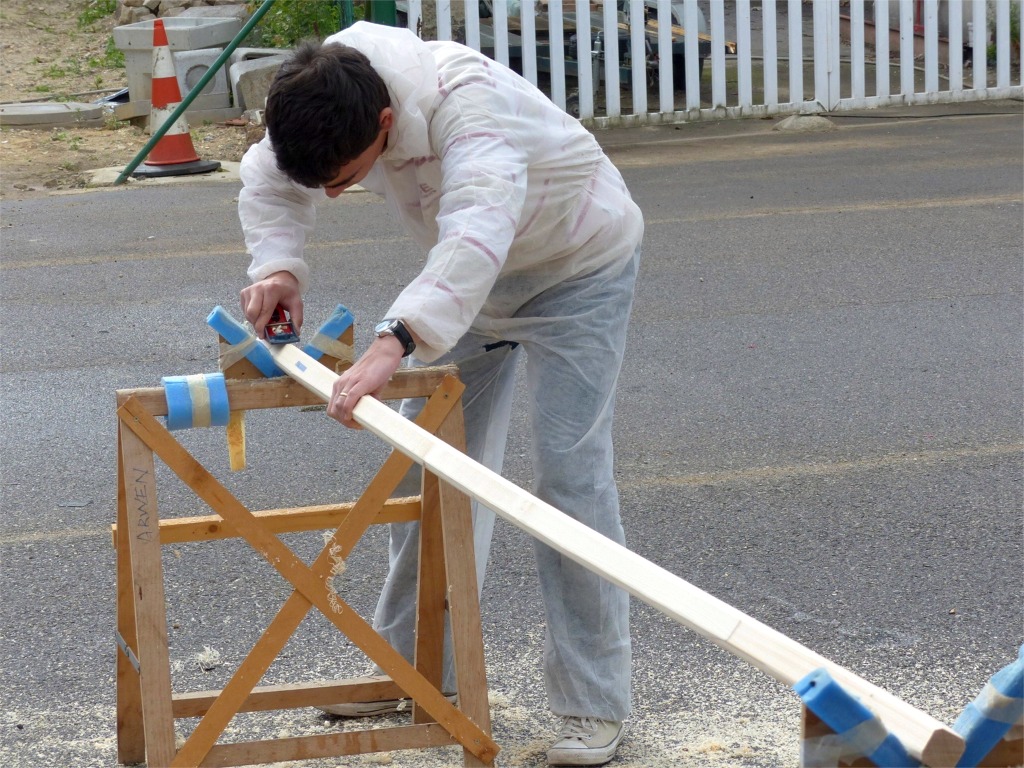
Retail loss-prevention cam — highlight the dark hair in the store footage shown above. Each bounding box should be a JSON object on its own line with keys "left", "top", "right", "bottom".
{"left": 265, "top": 39, "right": 390, "bottom": 188}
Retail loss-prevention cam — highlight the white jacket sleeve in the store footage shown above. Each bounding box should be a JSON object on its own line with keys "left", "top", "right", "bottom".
{"left": 385, "top": 94, "right": 529, "bottom": 362}
{"left": 237, "top": 138, "right": 325, "bottom": 292}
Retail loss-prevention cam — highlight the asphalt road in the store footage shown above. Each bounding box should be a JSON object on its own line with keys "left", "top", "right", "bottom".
{"left": 1, "top": 101, "right": 1021, "bottom": 768}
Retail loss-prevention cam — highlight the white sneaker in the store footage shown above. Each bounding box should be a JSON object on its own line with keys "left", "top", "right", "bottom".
{"left": 546, "top": 716, "right": 624, "bottom": 766}
{"left": 319, "top": 693, "right": 456, "bottom": 718}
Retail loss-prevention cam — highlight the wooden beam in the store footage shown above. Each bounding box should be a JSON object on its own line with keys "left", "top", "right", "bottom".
{"left": 117, "top": 420, "right": 177, "bottom": 768}
{"left": 200, "top": 724, "right": 459, "bottom": 767}
{"left": 114, "top": 429, "right": 146, "bottom": 765}
{"left": 413, "top": 469, "right": 448, "bottom": 723}
{"left": 434, "top": 405, "right": 492, "bottom": 767}
{"left": 115, "top": 366, "right": 459, "bottom": 416}
{"left": 172, "top": 677, "right": 404, "bottom": 718}
{"left": 802, "top": 707, "right": 876, "bottom": 767}
{"left": 267, "top": 342, "right": 965, "bottom": 768}
{"left": 110, "top": 497, "right": 421, "bottom": 546}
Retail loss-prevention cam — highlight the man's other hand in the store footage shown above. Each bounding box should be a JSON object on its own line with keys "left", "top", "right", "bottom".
{"left": 240, "top": 271, "right": 303, "bottom": 338}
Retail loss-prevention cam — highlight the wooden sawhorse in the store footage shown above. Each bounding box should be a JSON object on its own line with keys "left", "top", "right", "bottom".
{"left": 802, "top": 706, "right": 1023, "bottom": 767}
{"left": 113, "top": 367, "right": 497, "bottom": 767}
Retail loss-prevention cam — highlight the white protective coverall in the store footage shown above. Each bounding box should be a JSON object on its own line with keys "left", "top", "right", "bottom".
{"left": 238, "top": 21, "right": 644, "bottom": 722}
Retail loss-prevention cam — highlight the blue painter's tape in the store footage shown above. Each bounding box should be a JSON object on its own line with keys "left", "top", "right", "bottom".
{"left": 162, "top": 375, "right": 193, "bottom": 431}
{"left": 161, "top": 372, "right": 230, "bottom": 430}
{"left": 206, "top": 305, "right": 282, "bottom": 378}
{"left": 206, "top": 372, "right": 230, "bottom": 427}
{"left": 303, "top": 304, "right": 354, "bottom": 361}
{"left": 954, "top": 644, "right": 1024, "bottom": 767}
{"left": 795, "top": 668, "right": 918, "bottom": 767}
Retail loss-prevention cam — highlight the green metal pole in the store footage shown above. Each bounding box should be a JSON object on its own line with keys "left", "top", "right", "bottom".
{"left": 339, "top": 0, "right": 355, "bottom": 30}
{"left": 114, "top": 0, "right": 278, "bottom": 185}
{"left": 367, "top": 0, "right": 397, "bottom": 27}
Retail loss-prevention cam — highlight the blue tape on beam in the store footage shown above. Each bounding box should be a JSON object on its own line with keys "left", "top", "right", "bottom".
{"left": 163, "top": 376, "right": 195, "bottom": 431}
{"left": 161, "top": 372, "right": 230, "bottom": 431}
{"left": 206, "top": 373, "right": 230, "bottom": 426}
{"left": 954, "top": 644, "right": 1024, "bottom": 767}
{"left": 206, "top": 305, "right": 282, "bottom": 378}
{"left": 795, "top": 668, "right": 918, "bottom": 767}
{"left": 303, "top": 304, "right": 354, "bottom": 362}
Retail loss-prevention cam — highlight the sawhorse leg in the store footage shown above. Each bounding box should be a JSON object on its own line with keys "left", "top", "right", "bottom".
{"left": 414, "top": 404, "right": 492, "bottom": 765}
{"left": 116, "top": 425, "right": 177, "bottom": 766}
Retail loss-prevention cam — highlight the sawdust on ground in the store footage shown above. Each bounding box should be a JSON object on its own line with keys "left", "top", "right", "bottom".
{"left": 0, "top": 0, "right": 249, "bottom": 201}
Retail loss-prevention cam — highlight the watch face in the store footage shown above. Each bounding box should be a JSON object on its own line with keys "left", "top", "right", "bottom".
{"left": 374, "top": 319, "right": 394, "bottom": 335}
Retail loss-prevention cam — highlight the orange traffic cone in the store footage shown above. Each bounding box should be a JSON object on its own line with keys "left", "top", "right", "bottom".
{"left": 133, "top": 18, "right": 220, "bottom": 178}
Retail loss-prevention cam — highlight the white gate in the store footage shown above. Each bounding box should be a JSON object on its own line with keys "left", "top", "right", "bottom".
{"left": 398, "top": 0, "right": 1023, "bottom": 127}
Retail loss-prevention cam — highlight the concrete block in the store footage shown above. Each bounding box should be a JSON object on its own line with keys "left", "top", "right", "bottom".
{"left": 0, "top": 102, "right": 105, "bottom": 129}
{"left": 113, "top": 16, "right": 243, "bottom": 51}
{"left": 773, "top": 114, "right": 837, "bottom": 133}
{"left": 175, "top": 48, "right": 231, "bottom": 110}
{"left": 228, "top": 47, "right": 286, "bottom": 68}
{"left": 228, "top": 48, "right": 286, "bottom": 109}
{"left": 230, "top": 55, "right": 287, "bottom": 111}
{"left": 114, "top": 16, "right": 243, "bottom": 104}
{"left": 180, "top": 4, "right": 250, "bottom": 23}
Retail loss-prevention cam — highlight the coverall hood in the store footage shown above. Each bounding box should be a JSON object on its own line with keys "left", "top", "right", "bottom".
{"left": 325, "top": 22, "right": 438, "bottom": 163}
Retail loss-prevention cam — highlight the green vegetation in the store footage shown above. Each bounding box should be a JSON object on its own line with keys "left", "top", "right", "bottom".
{"left": 77, "top": 0, "right": 118, "bottom": 29}
{"left": 245, "top": 0, "right": 364, "bottom": 47}
{"left": 987, "top": 1, "right": 1022, "bottom": 61}
{"left": 76, "top": 1, "right": 124, "bottom": 68}
{"left": 96, "top": 36, "right": 125, "bottom": 69}
{"left": 51, "top": 130, "right": 85, "bottom": 151}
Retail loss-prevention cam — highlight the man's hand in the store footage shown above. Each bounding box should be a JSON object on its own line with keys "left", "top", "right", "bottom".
{"left": 327, "top": 335, "right": 405, "bottom": 429}
{"left": 240, "top": 271, "right": 303, "bottom": 338}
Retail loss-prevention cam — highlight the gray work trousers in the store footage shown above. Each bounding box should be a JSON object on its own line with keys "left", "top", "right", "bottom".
{"left": 371, "top": 251, "right": 639, "bottom": 722}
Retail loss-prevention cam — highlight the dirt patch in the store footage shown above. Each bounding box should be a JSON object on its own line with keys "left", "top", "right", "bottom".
{"left": 0, "top": 0, "right": 250, "bottom": 200}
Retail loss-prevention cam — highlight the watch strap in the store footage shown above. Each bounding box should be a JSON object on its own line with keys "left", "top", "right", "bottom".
{"left": 378, "top": 319, "right": 416, "bottom": 357}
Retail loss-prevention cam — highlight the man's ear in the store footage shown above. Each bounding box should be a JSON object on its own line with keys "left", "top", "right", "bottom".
{"left": 379, "top": 107, "right": 394, "bottom": 131}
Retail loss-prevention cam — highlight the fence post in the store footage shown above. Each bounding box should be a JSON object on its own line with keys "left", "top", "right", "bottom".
{"left": 813, "top": 0, "right": 841, "bottom": 110}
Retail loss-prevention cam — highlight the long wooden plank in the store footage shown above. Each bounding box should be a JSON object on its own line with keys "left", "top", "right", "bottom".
{"left": 267, "top": 342, "right": 965, "bottom": 768}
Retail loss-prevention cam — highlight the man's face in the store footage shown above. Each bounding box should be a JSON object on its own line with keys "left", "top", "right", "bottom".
{"left": 322, "top": 107, "right": 392, "bottom": 198}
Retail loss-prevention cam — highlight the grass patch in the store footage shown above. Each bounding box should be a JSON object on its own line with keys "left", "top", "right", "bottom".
{"left": 77, "top": 0, "right": 118, "bottom": 29}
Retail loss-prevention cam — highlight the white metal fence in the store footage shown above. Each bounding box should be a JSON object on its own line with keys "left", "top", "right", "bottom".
{"left": 398, "top": 0, "right": 1023, "bottom": 127}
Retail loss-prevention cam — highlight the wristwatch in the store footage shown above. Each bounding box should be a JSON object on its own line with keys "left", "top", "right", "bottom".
{"left": 374, "top": 318, "right": 416, "bottom": 357}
